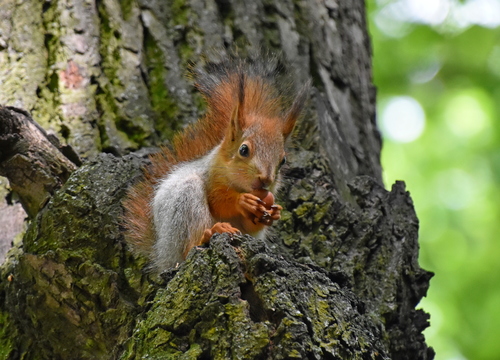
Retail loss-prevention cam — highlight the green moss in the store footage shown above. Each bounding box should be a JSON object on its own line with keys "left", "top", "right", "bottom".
{"left": 95, "top": 89, "right": 140, "bottom": 151}
{"left": 261, "top": 1, "right": 281, "bottom": 50}
{"left": 283, "top": 233, "right": 298, "bottom": 247}
{"left": 144, "top": 32, "right": 180, "bottom": 140}
{"left": 98, "top": 3, "right": 121, "bottom": 83}
{"left": 116, "top": 115, "right": 153, "bottom": 146}
{"left": 308, "top": 295, "right": 336, "bottom": 340}
{"left": 294, "top": 202, "right": 314, "bottom": 227}
{"left": 178, "top": 41, "right": 195, "bottom": 66}
{"left": 280, "top": 209, "right": 292, "bottom": 223}
{"left": 119, "top": 0, "right": 135, "bottom": 20}
{"left": 279, "top": 209, "right": 294, "bottom": 234}
{"left": 289, "top": 181, "right": 314, "bottom": 202}
{"left": 0, "top": 156, "right": 150, "bottom": 359}
{"left": 96, "top": 1, "right": 151, "bottom": 150}
{"left": 313, "top": 201, "right": 332, "bottom": 223}
{"left": 171, "top": 0, "right": 189, "bottom": 25}
{"left": 0, "top": 312, "right": 17, "bottom": 359}
{"left": 124, "top": 236, "right": 282, "bottom": 359}
{"left": 0, "top": 1, "right": 45, "bottom": 111}
{"left": 31, "top": 2, "right": 63, "bottom": 132}
{"left": 179, "top": 343, "right": 203, "bottom": 359}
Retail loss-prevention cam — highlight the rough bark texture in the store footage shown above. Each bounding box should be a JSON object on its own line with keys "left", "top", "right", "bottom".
{"left": 0, "top": 106, "right": 79, "bottom": 218}
{"left": 0, "top": 0, "right": 434, "bottom": 359}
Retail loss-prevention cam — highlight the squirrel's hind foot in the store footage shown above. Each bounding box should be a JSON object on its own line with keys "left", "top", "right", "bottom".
{"left": 200, "top": 222, "right": 241, "bottom": 245}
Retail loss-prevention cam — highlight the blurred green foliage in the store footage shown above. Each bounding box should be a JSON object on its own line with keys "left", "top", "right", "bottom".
{"left": 366, "top": 1, "right": 500, "bottom": 359}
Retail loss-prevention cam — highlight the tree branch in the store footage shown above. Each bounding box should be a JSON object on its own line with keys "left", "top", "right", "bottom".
{"left": 0, "top": 106, "right": 80, "bottom": 217}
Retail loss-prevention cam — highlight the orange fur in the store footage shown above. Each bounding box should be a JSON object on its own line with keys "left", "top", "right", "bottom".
{"left": 122, "top": 57, "right": 309, "bottom": 259}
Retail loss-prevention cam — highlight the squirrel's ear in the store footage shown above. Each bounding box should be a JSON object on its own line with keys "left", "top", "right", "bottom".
{"left": 229, "top": 102, "right": 243, "bottom": 141}
{"left": 283, "top": 81, "right": 310, "bottom": 139}
{"left": 228, "top": 72, "right": 246, "bottom": 141}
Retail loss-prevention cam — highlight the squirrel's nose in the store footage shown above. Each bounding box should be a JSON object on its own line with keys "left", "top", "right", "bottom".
{"left": 258, "top": 175, "right": 273, "bottom": 189}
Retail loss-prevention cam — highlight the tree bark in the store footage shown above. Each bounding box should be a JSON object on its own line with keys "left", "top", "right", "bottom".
{"left": 0, "top": 106, "right": 79, "bottom": 218}
{"left": 0, "top": 0, "right": 434, "bottom": 359}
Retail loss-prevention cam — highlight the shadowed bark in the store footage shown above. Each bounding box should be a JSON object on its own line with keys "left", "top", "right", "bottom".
{"left": 0, "top": 106, "right": 79, "bottom": 218}
{"left": 0, "top": 0, "right": 434, "bottom": 359}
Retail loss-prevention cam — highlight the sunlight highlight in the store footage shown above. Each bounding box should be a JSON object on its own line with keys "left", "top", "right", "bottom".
{"left": 375, "top": 0, "right": 500, "bottom": 34}
{"left": 406, "top": 0, "right": 450, "bottom": 25}
{"left": 444, "top": 92, "right": 491, "bottom": 138}
{"left": 435, "top": 168, "right": 475, "bottom": 210}
{"left": 379, "top": 96, "right": 426, "bottom": 143}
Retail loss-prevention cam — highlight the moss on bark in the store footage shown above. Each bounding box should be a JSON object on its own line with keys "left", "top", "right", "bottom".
{"left": 0, "top": 0, "right": 433, "bottom": 358}
{"left": 121, "top": 233, "right": 390, "bottom": 360}
{"left": 0, "top": 154, "right": 153, "bottom": 359}
{"left": 0, "top": 150, "right": 432, "bottom": 359}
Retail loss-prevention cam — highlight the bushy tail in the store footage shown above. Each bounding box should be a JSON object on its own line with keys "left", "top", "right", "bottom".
{"left": 122, "top": 176, "right": 156, "bottom": 256}
{"left": 121, "top": 150, "right": 172, "bottom": 257}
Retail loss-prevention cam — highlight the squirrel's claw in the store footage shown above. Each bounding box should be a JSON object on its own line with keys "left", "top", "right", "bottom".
{"left": 238, "top": 193, "right": 282, "bottom": 227}
{"left": 237, "top": 193, "right": 267, "bottom": 219}
{"left": 259, "top": 211, "right": 273, "bottom": 225}
{"left": 268, "top": 204, "right": 282, "bottom": 221}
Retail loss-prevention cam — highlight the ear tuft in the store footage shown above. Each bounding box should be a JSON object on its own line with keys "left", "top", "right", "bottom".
{"left": 229, "top": 102, "right": 240, "bottom": 142}
{"left": 228, "top": 72, "right": 246, "bottom": 142}
{"left": 283, "top": 81, "right": 310, "bottom": 138}
{"left": 237, "top": 71, "right": 246, "bottom": 129}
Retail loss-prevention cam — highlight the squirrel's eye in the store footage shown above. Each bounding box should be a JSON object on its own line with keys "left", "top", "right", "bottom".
{"left": 279, "top": 156, "right": 287, "bottom": 168}
{"left": 239, "top": 144, "right": 250, "bottom": 157}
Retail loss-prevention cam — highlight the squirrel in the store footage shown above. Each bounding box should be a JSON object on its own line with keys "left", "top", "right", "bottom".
{"left": 122, "top": 56, "right": 309, "bottom": 271}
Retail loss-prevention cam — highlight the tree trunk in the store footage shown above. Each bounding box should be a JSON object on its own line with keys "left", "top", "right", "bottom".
{"left": 0, "top": 0, "right": 434, "bottom": 359}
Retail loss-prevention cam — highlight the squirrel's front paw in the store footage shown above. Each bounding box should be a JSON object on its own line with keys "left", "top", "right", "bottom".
{"left": 260, "top": 204, "right": 282, "bottom": 225}
{"left": 238, "top": 192, "right": 282, "bottom": 226}
{"left": 237, "top": 193, "right": 268, "bottom": 223}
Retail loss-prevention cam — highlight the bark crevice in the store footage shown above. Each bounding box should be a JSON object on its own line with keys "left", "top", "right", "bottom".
{"left": 0, "top": 0, "right": 433, "bottom": 358}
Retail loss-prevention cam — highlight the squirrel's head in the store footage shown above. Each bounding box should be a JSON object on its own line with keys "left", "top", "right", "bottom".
{"left": 220, "top": 113, "right": 291, "bottom": 193}
{"left": 219, "top": 73, "right": 308, "bottom": 193}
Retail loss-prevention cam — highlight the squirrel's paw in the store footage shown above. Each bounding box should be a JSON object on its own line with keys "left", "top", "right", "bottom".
{"left": 200, "top": 222, "right": 241, "bottom": 244}
{"left": 269, "top": 204, "right": 282, "bottom": 220}
{"left": 237, "top": 193, "right": 268, "bottom": 222}
{"left": 260, "top": 204, "right": 282, "bottom": 225}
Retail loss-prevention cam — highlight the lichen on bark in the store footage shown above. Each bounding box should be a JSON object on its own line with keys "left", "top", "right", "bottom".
{"left": 122, "top": 232, "right": 391, "bottom": 360}
{"left": 0, "top": 148, "right": 433, "bottom": 359}
{"left": 0, "top": 154, "right": 153, "bottom": 359}
{"left": 275, "top": 149, "right": 433, "bottom": 358}
{"left": 0, "top": 0, "right": 434, "bottom": 358}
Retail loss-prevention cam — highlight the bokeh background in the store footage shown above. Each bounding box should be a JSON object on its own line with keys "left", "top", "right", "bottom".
{"left": 366, "top": 0, "right": 500, "bottom": 359}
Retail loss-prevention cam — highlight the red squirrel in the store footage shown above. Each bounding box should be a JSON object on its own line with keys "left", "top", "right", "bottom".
{"left": 123, "top": 57, "right": 308, "bottom": 271}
